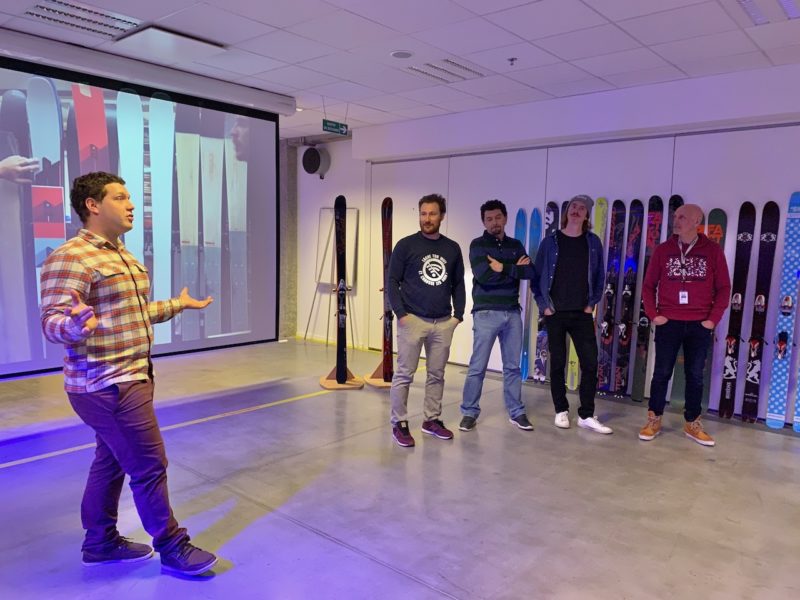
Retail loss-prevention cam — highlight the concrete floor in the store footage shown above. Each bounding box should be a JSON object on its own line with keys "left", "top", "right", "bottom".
{"left": 1, "top": 340, "right": 798, "bottom": 600}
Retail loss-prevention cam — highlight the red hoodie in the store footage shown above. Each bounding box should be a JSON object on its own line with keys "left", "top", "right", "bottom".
{"left": 642, "top": 233, "right": 731, "bottom": 324}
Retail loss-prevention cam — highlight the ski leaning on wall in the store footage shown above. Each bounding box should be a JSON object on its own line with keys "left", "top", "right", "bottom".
{"left": 614, "top": 199, "right": 643, "bottom": 396}
{"left": 766, "top": 193, "right": 800, "bottom": 429}
{"left": 631, "top": 195, "right": 663, "bottom": 402}
{"left": 741, "top": 201, "right": 780, "bottom": 423}
{"left": 598, "top": 200, "right": 626, "bottom": 393}
{"left": 521, "top": 207, "right": 541, "bottom": 381}
{"left": 534, "top": 202, "right": 559, "bottom": 383}
{"left": 718, "top": 202, "right": 756, "bottom": 419}
{"left": 381, "top": 197, "right": 394, "bottom": 382}
{"left": 701, "top": 208, "right": 727, "bottom": 406}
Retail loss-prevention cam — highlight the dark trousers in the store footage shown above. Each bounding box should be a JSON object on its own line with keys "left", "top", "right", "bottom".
{"left": 546, "top": 311, "right": 598, "bottom": 419}
{"left": 648, "top": 319, "right": 712, "bottom": 422}
{"left": 68, "top": 380, "right": 188, "bottom": 553}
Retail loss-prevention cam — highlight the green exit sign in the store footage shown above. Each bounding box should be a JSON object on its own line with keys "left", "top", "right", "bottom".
{"left": 323, "top": 119, "right": 348, "bottom": 136}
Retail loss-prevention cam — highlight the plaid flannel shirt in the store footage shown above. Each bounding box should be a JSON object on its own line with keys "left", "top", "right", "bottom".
{"left": 40, "top": 229, "right": 182, "bottom": 393}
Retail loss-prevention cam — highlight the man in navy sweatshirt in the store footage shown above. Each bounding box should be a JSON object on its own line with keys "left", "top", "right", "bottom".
{"left": 459, "top": 199, "right": 535, "bottom": 433}
{"left": 639, "top": 203, "right": 731, "bottom": 446}
{"left": 388, "top": 193, "right": 466, "bottom": 447}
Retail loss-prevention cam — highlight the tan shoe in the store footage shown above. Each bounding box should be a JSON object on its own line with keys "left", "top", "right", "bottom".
{"left": 684, "top": 418, "right": 715, "bottom": 446}
{"left": 638, "top": 411, "right": 662, "bottom": 441}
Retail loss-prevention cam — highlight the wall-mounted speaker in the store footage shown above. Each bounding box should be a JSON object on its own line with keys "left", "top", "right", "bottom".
{"left": 302, "top": 147, "right": 331, "bottom": 179}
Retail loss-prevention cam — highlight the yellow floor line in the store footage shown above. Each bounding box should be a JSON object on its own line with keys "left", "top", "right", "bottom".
{"left": 0, "top": 389, "right": 332, "bottom": 470}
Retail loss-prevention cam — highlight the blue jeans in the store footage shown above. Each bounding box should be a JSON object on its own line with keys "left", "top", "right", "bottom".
{"left": 648, "top": 319, "right": 712, "bottom": 422}
{"left": 461, "top": 310, "right": 526, "bottom": 419}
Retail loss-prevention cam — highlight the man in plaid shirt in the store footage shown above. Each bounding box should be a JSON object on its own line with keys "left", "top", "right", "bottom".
{"left": 40, "top": 172, "right": 217, "bottom": 576}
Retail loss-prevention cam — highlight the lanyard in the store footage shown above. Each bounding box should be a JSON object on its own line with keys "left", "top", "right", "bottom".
{"left": 678, "top": 236, "right": 698, "bottom": 285}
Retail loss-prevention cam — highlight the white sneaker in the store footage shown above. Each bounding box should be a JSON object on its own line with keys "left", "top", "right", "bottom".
{"left": 578, "top": 416, "right": 613, "bottom": 434}
{"left": 554, "top": 411, "right": 570, "bottom": 429}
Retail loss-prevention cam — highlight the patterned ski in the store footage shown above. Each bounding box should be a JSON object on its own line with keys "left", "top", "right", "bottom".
{"left": 614, "top": 199, "right": 643, "bottom": 396}
{"left": 766, "top": 193, "right": 800, "bottom": 429}
{"left": 200, "top": 108, "right": 225, "bottom": 337}
{"left": 701, "top": 208, "right": 727, "bottom": 406}
{"left": 27, "top": 78, "right": 65, "bottom": 360}
{"left": 741, "top": 202, "right": 780, "bottom": 422}
{"left": 631, "top": 196, "right": 664, "bottom": 402}
{"left": 521, "top": 207, "right": 541, "bottom": 381}
{"left": 598, "top": 200, "right": 626, "bottom": 392}
{"left": 718, "top": 203, "right": 756, "bottom": 418}
{"left": 71, "top": 84, "right": 110, "bottom": 174}
{"left": 534, "top": 201, "right": 559, "bottom": 383}
{"left": 593, "top": 197, "right": 608, "bottom": 246}
{"left": 0, "top": 89, "right": 37, "bottom": 363}
{"left": 667, "top": 195, "right": 687, "bottom": 404}
{"left": 335, "top": 195, "right": 348, "bottom": 384}
{"left": 174, "top": 104, "right": 201, "bottom": 341}
{"left": 148, "top": 94, "right": 176, "bottom": 345}
{"left": 381, "top": 197, "right": 394, "bottom": 382}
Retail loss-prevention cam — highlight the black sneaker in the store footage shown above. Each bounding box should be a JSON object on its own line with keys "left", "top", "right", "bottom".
{"left": 160, "top": 542, "right": 218, "bottom": 576}
{"left": 459, "top": 416, "right": 477, "bottom": 431}
{"left": 82, "top": 537, "right": 154, "bottom": 566}
{"left": 509, "top": 414, "right": 534, "bottom": 431}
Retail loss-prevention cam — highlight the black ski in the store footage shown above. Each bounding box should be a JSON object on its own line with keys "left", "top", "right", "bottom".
{"left": 614, "top": 199, "right": 643, "bottom": 396}
{"left": 598, "top": 200, "right": 626, "bottom": 392}
{"left": 741, "top": 201, "right": 780, "bottom": 422}
{"left": 718, "top": 202, "right": 756, "bottom": 418}
{"left": 335, "top": 195, "right": 348, "bottom": 384}
{"left": 381, "top": 197, "right": 394, "bottom": 382}
{"left": 631, "top": 195, "right": 664, "bottom": 402}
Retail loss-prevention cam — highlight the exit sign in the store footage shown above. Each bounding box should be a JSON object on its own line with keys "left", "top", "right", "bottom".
{"left": 323, "top": 119, "right": 348, "bottom": 136}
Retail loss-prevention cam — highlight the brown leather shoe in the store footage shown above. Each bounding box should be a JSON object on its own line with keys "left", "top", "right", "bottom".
{"left": 638, "top": 411, "right": 662, "bottom": 441}
{"left": 684, "top": 418, "right": 715, "bottom": 446}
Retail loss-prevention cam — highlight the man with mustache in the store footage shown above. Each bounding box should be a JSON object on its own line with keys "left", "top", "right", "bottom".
{"left": 532, "top": 195, "right": 611, "bottom": 434}
{"left": 387, "top": 193, "right": 466, "bottom": 447}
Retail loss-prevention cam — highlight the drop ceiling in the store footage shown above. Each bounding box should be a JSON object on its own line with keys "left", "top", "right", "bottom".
{"left": 2, "top": 0, "right": 800, "bottom": 139}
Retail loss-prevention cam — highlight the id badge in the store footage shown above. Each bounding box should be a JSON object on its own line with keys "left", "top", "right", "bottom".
{"left": 679, "top": 290, "right": 689, "bottom": 305}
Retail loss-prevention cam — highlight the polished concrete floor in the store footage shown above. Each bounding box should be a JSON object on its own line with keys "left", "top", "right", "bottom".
{"left": 1, "top": 340, "right": 798, "bottom": 600}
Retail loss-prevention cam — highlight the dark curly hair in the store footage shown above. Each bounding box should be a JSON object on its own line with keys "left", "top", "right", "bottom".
{"left": 70, "top": 172, "right": 126, "bottom": 224}
{"left": 418, "top": 193, "right": 446, "bottom": 214}
{"left": 480, "top": 199, "right": 507, "bottom": 220}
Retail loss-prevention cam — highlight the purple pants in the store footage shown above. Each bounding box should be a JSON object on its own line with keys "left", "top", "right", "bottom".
{"left": 68, "top": 379, "right": 188, "bottom": 553}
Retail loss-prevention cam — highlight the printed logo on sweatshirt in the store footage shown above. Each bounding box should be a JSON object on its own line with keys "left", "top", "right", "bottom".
{"left": 665, "top": 256, "right": 708, "bottom": 280}
{"left": 419, "top": 254, "right": 448, "bottom": 286}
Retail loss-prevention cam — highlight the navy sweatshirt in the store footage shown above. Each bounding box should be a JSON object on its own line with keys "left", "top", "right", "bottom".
{"left": 388, "top": 232, "right": 466, "bottom": 321}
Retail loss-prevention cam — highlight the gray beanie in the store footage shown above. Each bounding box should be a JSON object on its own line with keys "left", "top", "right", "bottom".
{"left": 568, "top": 194, "right": 594, "bottom": 212}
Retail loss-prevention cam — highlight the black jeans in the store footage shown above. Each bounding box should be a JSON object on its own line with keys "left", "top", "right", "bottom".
{"left": 648, "top": 319, "right": 712, "bottom": 422}
{"left": 546, "top": 311, "right": 598, "bottom": 419}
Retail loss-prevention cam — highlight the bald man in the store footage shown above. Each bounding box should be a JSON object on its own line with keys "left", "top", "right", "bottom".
{"left": 639, "top": 204, "right": 730, "bottom": 446}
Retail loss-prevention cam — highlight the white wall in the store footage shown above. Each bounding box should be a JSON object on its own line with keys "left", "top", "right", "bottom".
{"left": 296, "top": 141, "right": 368, "bottom": 349}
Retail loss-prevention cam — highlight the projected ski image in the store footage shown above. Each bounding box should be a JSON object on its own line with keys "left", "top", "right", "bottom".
{"left": 226, "top": 115, "right": 250, "bottom": 335}
{"left": 0, "top": 61, "right": 277, "bottom": 377}
{"left": 200, "top": 109, "right": 225, "bottom": 337}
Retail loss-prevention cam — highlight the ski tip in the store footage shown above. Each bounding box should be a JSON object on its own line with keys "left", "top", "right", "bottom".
{"left": 765, "top": 418, "right": 785, "bottom": 430}
{"left": 335, "top": 195, "right": 346, "bottom": 208}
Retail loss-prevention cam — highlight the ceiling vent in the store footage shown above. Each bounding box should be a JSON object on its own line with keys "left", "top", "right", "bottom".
{"left": 23, "top": 0, "right": 142, "bottom": 38}
{"left": 405, "top": 58, "right": 488, "bottom": 84}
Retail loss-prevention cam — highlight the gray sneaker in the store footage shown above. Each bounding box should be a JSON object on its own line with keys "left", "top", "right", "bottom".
{"left": 161, "top": 542, "right": 218, "bottom": 576}
{"left": 459, "top": 416, "right": 477, "bottom": 431}
{"left": 82, "top": 537, "right": 154, "bottom": 566}
{"left": 509, "top": 414, "right": 534, "bottom": 431}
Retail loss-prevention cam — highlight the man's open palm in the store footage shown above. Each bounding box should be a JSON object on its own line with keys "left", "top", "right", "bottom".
{"left": 180, "top": 287, "right": 213, "bottom": 309}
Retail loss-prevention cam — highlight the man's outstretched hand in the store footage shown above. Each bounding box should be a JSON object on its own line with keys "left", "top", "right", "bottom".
{"left": 179, "top": 287, "right": 213, "bottom": 310}
{"left": 66, "top": 289, "right": 98, "bottom": 336}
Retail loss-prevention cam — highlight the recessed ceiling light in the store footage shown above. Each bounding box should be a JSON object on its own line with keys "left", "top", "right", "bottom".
{"left": 296, "top": 107, "right": 304, "bottom": 112}
{"left": 390, "top": 50, "right": 413, "bottom": 59}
